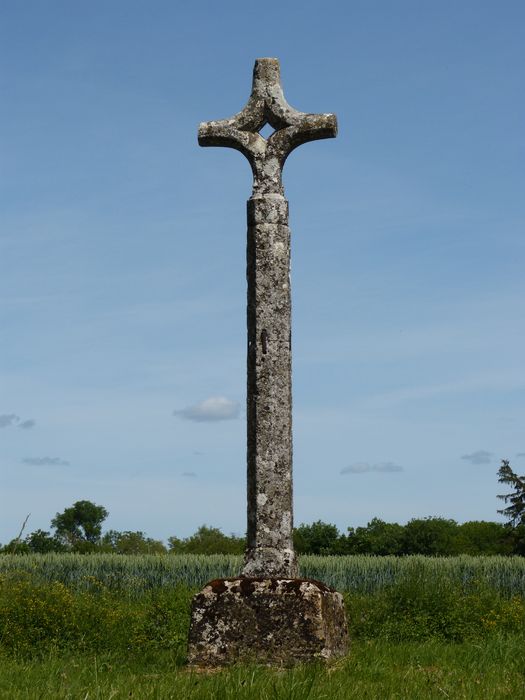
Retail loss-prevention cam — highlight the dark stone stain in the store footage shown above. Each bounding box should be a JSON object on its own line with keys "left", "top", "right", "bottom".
{"left": 205, "top": 576, "right": 334, "bottom": 594}
{"left": 282, "top": 579, "right": 306, "bottom": 595}
{"left": 261, "top": 329, "right": 268, "bottom": 354}
{"left": 239, "top": 578, "right": 256, "bottom": 596}
{"left": 208, "top": 579, "right": 227, "bottom": 594}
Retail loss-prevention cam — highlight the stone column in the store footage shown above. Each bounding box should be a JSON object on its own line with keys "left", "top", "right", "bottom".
{"left": 244, "top": 192, "right": 296, "bottom": 577}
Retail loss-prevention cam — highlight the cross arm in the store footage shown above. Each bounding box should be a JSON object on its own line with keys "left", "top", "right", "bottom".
{"left": 198, "top": 118, "right": 266, "bottom": 161}
{"left": 271, "top": 112, "right": 337, "bottom": 163}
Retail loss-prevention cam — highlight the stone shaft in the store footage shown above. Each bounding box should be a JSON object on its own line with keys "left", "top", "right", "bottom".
{"left": 243, "top": 194, "right": 296, "bottom": 577}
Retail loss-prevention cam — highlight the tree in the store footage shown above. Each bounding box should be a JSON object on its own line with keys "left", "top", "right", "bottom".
{"left": 293, "top": 521, "right": 342, "bottom": 555}
{"left": 168, "top": 526, "right": 245, "bottom": 555}
{"left": 497, "top": 460, "right": 525, "bottom": 527}
{"left": 101, "top": 530, "right": 166, "bottom": 554}
{"left": 346, "top": 518, "right": 405, "bottom": 555}
{"left": 25, "top": 529, "right": 65, "bottom": 553}
{"left": 453, "top": 521, "right": 510, "bottom": 555}
{"left": 51, "top": 500, "right": 108, "bottom": 548}
{"left": 1, "top": 539, "right": 30, "bottom": 554}
{"left": 403, "top": 517, "right": 459, "bottom": 556}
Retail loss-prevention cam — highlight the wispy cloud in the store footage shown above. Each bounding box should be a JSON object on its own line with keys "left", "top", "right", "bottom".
{"left": 0, "top": 414, "right": 19, "bottom": 428}
{"left": 0, "top": 414, "right": 36, "bottom": 429}
{"left": 18, "top": 419, "right": 36, "bottom": 430}
{"left": 181, "top": 471, "right": 197, "bottom": 478}
{"left": 22, "top": 457, "right": 70, "bottom": 467}
{"left": 461, "top": 450, "right": 493, "bottom": 465}
{"left": 516, "top": 453, "right": 525, "bottom": 458}
{"left": 341, "top": 461, "right": 404, "bottom": 475}
{"left": 173, "top": 397, "right": 240, "bottom": 422}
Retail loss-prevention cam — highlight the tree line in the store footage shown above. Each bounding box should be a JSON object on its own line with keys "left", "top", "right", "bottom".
{"left": 2, "top": 459, "right": 524, "bottom": 556}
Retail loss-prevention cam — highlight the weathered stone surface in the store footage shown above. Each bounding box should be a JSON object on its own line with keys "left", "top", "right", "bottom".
{"left": 195, "top": 61, "right": 344, "bottom": 668}
{"left": 187, "top": 578, "right": 349, "bottom": 667}
{"left": 244, "top": 213, "right": 295, "bottom": 578}
{"left": 198, "top": 58, "right": 337, "bottom": 197}
{"left": 199, "top": 58, "right": 337, "bottom": 579}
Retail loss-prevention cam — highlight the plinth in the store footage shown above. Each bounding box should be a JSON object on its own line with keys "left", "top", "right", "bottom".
{"left": 187, "top": 578, "right": 348, "bottom": 667}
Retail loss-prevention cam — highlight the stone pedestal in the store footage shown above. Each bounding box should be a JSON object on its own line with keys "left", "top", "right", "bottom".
{"left": 187, "top": 578, "right": 348, "bottom": 667}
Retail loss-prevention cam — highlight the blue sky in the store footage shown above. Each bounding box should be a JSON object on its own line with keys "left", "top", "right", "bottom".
{"left": 1, "top": 1, "right": 524, "bottom": 544}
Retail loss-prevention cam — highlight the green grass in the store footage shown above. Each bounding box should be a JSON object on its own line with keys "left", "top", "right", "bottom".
{"left": 1, "top": 637, "right": 524, "bottom": 699}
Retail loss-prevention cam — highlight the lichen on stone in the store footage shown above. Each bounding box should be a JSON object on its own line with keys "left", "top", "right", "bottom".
{"left": 188, "top": 577, "right": 348, "bottom": 667}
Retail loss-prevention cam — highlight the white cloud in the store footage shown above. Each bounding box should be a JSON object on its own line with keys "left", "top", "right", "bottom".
{"left": 181, "top": 471, "right": 197, "bottom": 478}
{"left": 461, "top": 450, "right": 493, "bottom": 465}
{"left": 341, "top": 461, "right": 404, "bottom": 475}
{"left": 173, "top": 396, "right": 240, "bottom": 422}
{"left": 22, "top": 457, "right": 70, "bottom": 467}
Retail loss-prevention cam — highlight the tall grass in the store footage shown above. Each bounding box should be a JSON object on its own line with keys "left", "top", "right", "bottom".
{"left": 301, "top": 554, "right": 525, "bottom": 596}
{"left": 1, "top": 553, "right": 525, "bottom": 596}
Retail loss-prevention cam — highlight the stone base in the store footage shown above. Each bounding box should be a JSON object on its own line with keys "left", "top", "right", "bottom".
{"left": 187, "top": 578, "right": 348, "bottom": 667}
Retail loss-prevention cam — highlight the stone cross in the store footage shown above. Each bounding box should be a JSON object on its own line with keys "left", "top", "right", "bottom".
{"left": 199, "top": 58, "right": 337, "bottom": 579}
{"left": 188, "top": 60, "right": 347, "bottom": 667}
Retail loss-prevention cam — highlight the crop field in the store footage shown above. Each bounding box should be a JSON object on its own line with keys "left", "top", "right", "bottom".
{"left": 2, "top": 552, "right": 525, "bottom": 595}
{"left": 1, "top": 553, "right": 525, "bottom": 697}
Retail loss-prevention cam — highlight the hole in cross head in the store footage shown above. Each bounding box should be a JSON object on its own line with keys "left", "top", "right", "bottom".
{"left": 259, "top": 123, "right": 274, "bottom": 140}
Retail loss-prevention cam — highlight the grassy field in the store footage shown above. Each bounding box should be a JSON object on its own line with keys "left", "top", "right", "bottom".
{"left": 1, "top": 552, "right": 525, "bottom": 595}
{"left": 1, "top": 638, "right": 523, "bottom": 698}
{"left": 1, "top": 554, "right": 524, "bottom": 698}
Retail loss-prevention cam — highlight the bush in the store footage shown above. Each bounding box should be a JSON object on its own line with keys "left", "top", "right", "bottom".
{"left": 0, "top": 571, "right": 193, "bottom": 658}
